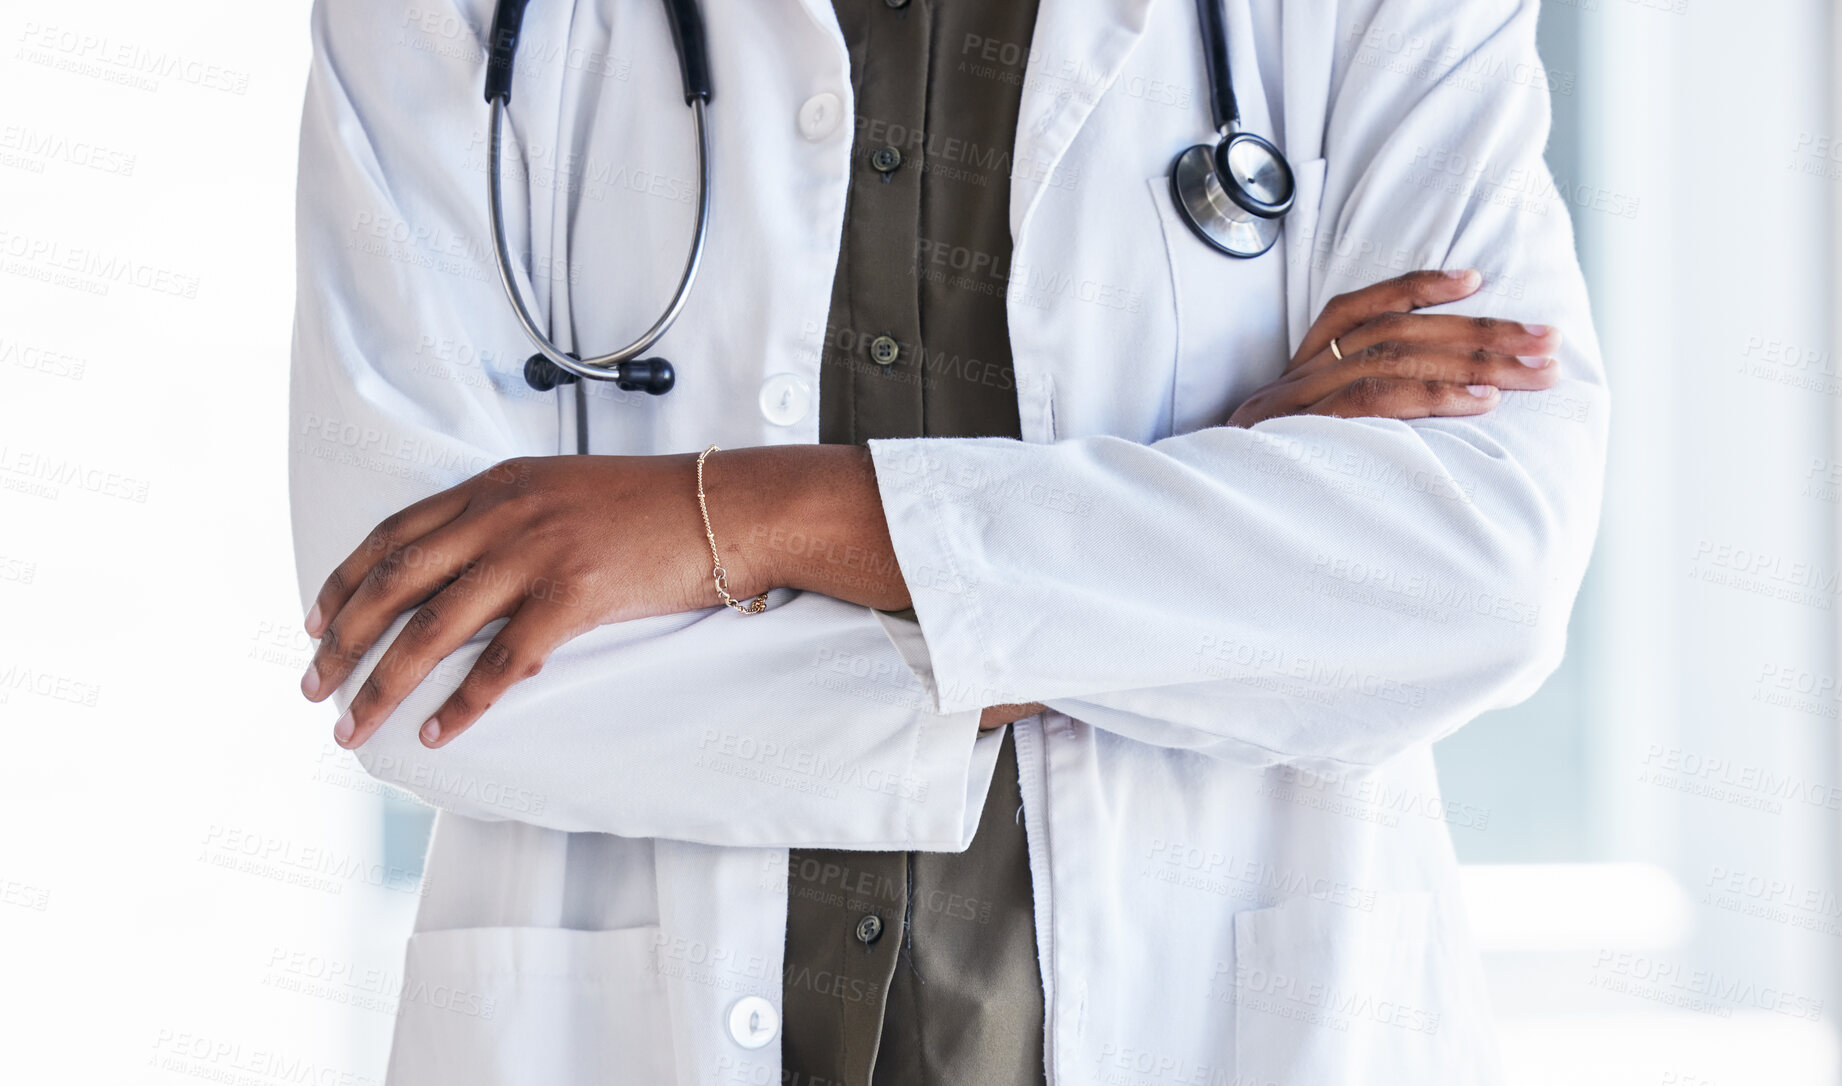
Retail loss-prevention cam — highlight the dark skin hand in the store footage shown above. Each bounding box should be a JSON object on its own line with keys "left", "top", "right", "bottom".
{"left": 301, "top": 269, "right": 1553, "bottom": 749}
{"left": 300, "top": 444, "right": 917, "bottom": 748}
{"left": 1229, "top": 269, "right": 1560, "bottom": 426}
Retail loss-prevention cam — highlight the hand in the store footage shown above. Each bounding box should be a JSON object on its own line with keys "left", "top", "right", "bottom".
{"left": 300, "top": 454, "right": 747, "bottom": 750}
{"left": 1228, "top": 269, "right": 1561, "bottom": 427}
{"left": 301, "top": 445, "right": 911, "bottom": 750}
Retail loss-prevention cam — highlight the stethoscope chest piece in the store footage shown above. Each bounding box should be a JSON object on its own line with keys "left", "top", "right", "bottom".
{"left": 1169, "top": 129, "right": 1295, "bottom": 259}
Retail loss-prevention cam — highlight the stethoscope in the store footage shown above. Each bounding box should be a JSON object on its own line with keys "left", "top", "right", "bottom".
{"left": 1168, "top": 0, "right": 1296, "bottom": 258}
{"left": 482, "top": 0, "right": 1294, "bottom": 414}
{"left": 483, "top": 0, "right": 707, "bottom": 403}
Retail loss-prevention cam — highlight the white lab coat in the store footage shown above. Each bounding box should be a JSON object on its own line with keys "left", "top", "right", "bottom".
{"left": 289, "top": 0, "right": 1607, "bottom": 1081}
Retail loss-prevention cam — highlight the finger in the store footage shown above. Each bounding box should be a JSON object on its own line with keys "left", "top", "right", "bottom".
{"left": 420, "top": 599, "right": 586, "bottom": 748}
{"left": 333, "top": 566, "right": 517, "bottom": 750}
{"left": 1305, "top": 377, "right": 1501, "bottom": 420}
{"left": 1295, "top": 269, "right": 1483, "bottom": 366}
{"left": 305, "top": 517, "right": 490, "bottom": 702}
{"left": 1298, "top": 313, "right": 1560, "bottom": 377}
{"left": 305, "top": 486, "right": 474, "bottom": 640}
{"left": 1283, "top": 344, "right": 1561, "bottom": 407}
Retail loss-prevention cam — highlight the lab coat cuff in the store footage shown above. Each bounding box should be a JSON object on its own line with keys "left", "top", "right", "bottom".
{"left": 868, "top": 437, "right": 1013, "bottom": 715}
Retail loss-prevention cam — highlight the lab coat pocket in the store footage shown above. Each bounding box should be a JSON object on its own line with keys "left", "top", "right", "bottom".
{"left": 1231, "top": 891, "right": 1488, "bottom": 1085}
{"left": 1146, "top": 158, "right": 1327, "bottom": 435}
{"left": 387, "top": 924, "right": 676, "bottom": 1086}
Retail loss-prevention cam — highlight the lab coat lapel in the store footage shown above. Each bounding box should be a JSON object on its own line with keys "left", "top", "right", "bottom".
{"left": 1007, "top": 0, "right": 1155, "bottom": 445}
{"left": 784, "top": 0, "right": 847, "bottom": 51}
{"left": 1279, "top": 0, "right": 1331, "bottom": 163}
{"left": 1010, "top": 0, "right": 1156, "bottom": 242}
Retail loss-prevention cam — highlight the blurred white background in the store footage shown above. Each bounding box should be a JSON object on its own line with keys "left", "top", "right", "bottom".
{"left": 0, "top": 0, "right": 1835, "bottom": 1083}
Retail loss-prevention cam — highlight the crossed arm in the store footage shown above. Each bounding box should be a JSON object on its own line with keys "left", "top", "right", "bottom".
{"left": 292, "top": 0, "right": 1603, "bottom": 846}
{"left": 299, "top": 269, "right": 1563, "bottom": 751}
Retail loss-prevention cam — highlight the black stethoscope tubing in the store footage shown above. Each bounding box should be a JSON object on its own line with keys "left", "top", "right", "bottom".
{"left": 481, "top": 0, "right": 1295, "bottom": 402}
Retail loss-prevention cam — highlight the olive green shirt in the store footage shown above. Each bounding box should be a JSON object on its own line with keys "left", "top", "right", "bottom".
{"left": 782, "top": 0, "right": 1046, "bottom": 1082}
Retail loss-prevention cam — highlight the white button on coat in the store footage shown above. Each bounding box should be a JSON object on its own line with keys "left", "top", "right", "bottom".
{"left": 797, "top": 92, "right": 843, "bottom": 140}
{"left": 758, "top": 372, "right": 812, "bottom": 425}
{"left": 727, "top": 996, "right": 780, "bottom": 1049}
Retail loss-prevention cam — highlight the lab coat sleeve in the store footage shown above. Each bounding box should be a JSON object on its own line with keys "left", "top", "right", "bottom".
{"left": 865, "top": 0, "right": 1609, "bottom": 774}
{"left": 289, "top": 2, "right": 994, "bottom": 848}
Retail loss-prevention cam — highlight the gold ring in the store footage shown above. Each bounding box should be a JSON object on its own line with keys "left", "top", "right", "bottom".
{"left": 1329, "top": 337, "right": 1344, "bottom": 361}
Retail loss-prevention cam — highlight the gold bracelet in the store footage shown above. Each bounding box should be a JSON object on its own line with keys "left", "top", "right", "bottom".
{"left": 696, "top": 444, "right": 769, "bottom": 615}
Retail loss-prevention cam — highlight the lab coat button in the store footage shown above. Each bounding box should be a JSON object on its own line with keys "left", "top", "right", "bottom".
{"left": 869, "top": 335, "right": 900, "bottom": 366}
{"left": 798, "top": 93, "right": 842, "bottom": 141}
{"left": 855, "top": 914, "right": 884, "bottom": 945}
{"left": 728, "top": 995, "right": 780, "bottom": 1049}
{"left": 759, "top": 373, "right": 812, "bottom": 425}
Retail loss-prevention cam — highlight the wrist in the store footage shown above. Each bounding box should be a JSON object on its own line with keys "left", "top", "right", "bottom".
{"left": 693, "top": 445, "right": 783, "bottom": 605}
{"left": 698, "top": 444, "right": 908, "bottom": 611}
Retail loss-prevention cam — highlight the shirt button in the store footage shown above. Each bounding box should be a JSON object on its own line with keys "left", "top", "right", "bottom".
{"left": 885, "top": 0, "right": 911, "bottom": 7}
{"left": 759, "top": 373, "right": 812, "bottom": 425}
{"left": 869, "top": 145, "right": 903, "bottom": 174}
{"left": 797, "top": 92, "right": 842, "bottom": 141}
{"left": 868, "top": 335, "right": 900, "bottom": 366}
{"left": 855, "top": 914, "right": 884, "bottom": 945}
{"left": 727, "top": 995, "right": 780, "bottom": 1049}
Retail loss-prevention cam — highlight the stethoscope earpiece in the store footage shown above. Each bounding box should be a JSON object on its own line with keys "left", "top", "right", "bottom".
{"left": 523, "top": 352, "right": 572, "bottom": 392}
{"left": 617, "top": 358, "right": 676, "bottom": 395}
{"left": 487, "top": 0, "right": 707, "bottom": 431}
{"left": 524, "top": 354, "right": 676, "bottom": 395}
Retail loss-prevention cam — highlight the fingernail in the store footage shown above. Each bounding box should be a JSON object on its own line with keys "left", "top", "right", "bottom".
{"left": 1522, "top": 323, "right": 1552, "bottom": 337}
{"left": 1467, "top": 384, "right": 1497, "bottom": 398}
{"left": 300, "top": 664, "right": 321, "bottom": 700}
{"left": 1445, "top": 268, "right": 1481, "bottom": 287}
{"left": 333, "top": 711, "right": 355, "bottom": 746}
{"left": 305, "top": 602, "right": 323, "bottom": 636}
{"left": 421, "top": 718, "right": 442, "bottom": 746}
{"left": 1518, "top": 355, "right": 1554, "bottom": 369}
